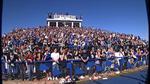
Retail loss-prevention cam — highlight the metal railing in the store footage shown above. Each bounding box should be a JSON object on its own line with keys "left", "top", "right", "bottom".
{"left": 2, "top": 55, "right": 148, "bottom": 81}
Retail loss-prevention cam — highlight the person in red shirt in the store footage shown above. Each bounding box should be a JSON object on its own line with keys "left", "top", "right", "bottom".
{"left": 25, "top": 51, "right": 34, "bottom": 80}
{"left": 25, "top": 51, "right": 34, "bottom": 62}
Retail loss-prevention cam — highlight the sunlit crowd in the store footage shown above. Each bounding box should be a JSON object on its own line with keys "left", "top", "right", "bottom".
{"left": 2, "top": 26, "right": 149, "bottom": 81}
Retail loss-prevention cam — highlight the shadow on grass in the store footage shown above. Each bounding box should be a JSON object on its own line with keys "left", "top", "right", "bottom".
{"left": 120, "top": 74, "right": 146, "bottom": 83}
{"left": 90, "top": 80, "right": 103, "bottom": 84}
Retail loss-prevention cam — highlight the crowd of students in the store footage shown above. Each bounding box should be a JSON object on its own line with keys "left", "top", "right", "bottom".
{"left": 2, "top": 26, "right": 149, "bottom": 81}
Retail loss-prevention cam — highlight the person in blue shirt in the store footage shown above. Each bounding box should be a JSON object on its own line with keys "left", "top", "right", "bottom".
{"left": 43, "top": 50, "right": 52, "bottom": 80}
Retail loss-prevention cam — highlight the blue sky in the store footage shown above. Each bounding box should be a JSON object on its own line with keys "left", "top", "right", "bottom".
{"left": 2, "top": 0, "right": 148, "bottom": 40}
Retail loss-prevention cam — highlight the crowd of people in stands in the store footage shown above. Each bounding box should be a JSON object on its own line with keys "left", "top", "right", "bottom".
{"left": 2, "top": 26, "right": 149, "bottom": 81}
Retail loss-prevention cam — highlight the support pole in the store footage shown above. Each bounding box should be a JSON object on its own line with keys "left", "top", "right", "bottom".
{"left": 79, "top": 22, "right": 81, "bottom": 28}
{"left": 71, "top": 22, "right": 74, "bottom": 28}
{"left": 47, "top": 21, "right": 50, "bottom": 26}
{"left": 56, "top": 22, "right": 58, "bottom": 27}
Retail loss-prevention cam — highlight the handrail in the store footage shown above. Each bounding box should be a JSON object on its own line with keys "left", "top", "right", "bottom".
{"left": 2, "top": 56, "right": 132, "bottom": 64}
{"left": 1, "top": 55, "right": 148, "bottom": 81}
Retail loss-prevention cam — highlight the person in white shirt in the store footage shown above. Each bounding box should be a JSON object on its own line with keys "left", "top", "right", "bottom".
{"left": 114, "top": 48, "right": 124, "bottom": 74}
{"left": 50, "top": 48, "right": 60, "bottom": 80}
{"left": 51, "top": 48, "right": 60, "bottom": 62}
{"left": 114, "top": 50, "right": 123, "bottom": 66}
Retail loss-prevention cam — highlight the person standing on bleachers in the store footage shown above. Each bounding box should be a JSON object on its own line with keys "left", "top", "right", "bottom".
{"left": 79, "top": 49, "right": 89, "bottom": 79}
{"left": 25, "top": 51, "right": 34, "bottom": 80}
{"left": 51, "top": 48, "right": 60, "bottom": 80}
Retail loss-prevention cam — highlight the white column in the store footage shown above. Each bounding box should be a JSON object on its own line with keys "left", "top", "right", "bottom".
{"left": 71, "top": 22, "right": 74, "bottom": 28}
{"left": 47, "top": 21, "right": 50, "bottom": 26}
{"left": 79, "top": 22, "right": 81, "bottom": 28}
{"left": 64, "top": 22, "right": 66, "bottom": 27}
{"left": 56, "top": 22, "right": 58, "bottom": 27}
